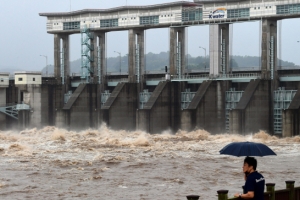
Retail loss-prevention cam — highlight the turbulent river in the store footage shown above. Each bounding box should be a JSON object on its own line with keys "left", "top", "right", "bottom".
{"left": 0, "top": 126, "right": 299, "bottom": 200}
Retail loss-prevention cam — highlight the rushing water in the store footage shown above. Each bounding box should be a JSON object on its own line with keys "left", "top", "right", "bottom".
{"left": 0, "top": 125, "right": 299, "bottom": 200}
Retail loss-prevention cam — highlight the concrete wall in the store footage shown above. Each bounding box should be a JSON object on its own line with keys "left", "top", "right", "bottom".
{"left": 102, "top": 83, "right": 137, "bottom": 131}
{"left": 5, "top": 82, "right": 18, "bottom": 129}
{"left": 194, "top": 81, "right": 228, "bottom": 134}
{"left": 53, "top": 84, "right": 66, "bottom": 128}
{"left": 67, "top": 84, "right": 98, "bottom": 130}
{"left": 22, "top": 85, "right": 42, "bottom": 128}
{"left": 230, "top": 80, "right": 271, "bottom": 135}
{"left": 137, "top": 81, "right": 181, "bottom": 134}
{"left": 0, "top": 88, "right": 6, "bottom": 130}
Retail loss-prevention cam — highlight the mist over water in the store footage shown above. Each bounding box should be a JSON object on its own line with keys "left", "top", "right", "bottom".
{"left": 0, "top": 126, "right": 299, "bottom": 199}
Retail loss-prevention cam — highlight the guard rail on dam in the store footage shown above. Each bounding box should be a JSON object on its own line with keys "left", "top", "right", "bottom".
{"left": 185, "top": 181, "right": 300, "bottom": 200}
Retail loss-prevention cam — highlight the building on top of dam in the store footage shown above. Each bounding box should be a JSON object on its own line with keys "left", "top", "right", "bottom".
{"left": 40, "top": 0, "right": 300, "bottom": 33}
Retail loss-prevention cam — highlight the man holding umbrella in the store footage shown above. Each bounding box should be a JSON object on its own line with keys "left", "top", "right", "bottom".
{"left": 219, "top": 141, "right": 276, "bottom": 199}
{"left": 234, "top": 157, "right": 265, "bottom": 199}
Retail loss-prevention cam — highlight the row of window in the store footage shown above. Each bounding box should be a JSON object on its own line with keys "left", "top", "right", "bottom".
{"left": 277, "top": 4, "right": 300, "bottom": 15}
{"left": 121, "top": 17, "right": 136, "bottom": 20}
{"left": 60, "top": 4, "right": 299, "bottom": 30}
{"left": 18, "top": 78, "right": 36, "bottom": 81}
{"left": 227, "top": 8, "right": 250, "bottom": 18}
{"left": 100, "top": 19, "right": 118, "bottom": 27}
{"left": 182, "top": 9, "right": 202, "bottom": 21}
{"left": 254, "top": 6, "right": 272, "bottom": 10}
{"left": 140, "top": 16, "right": 159, "bottom": 25}
{"left": 161, "top": 14, "right": 173, "bottom": 17}
{"left": 63, "top": 21, "right": 80, "bottom": 30}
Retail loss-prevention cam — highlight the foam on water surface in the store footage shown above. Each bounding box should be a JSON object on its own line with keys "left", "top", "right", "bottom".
{"left": 0, "top": 125, "right": 299, "bottom": 199}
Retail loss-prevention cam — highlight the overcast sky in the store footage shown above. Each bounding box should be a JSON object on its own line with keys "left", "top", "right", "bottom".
{"left": 0, "top": 0, "right": 299, "bottom": 71}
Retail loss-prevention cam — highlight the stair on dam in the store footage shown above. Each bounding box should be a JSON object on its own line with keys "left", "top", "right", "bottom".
{"left": 63, "top": 84, "right": 86, "bottom": 110}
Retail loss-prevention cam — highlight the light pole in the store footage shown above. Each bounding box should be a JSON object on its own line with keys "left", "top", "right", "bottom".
{"left": 40, "top": 55, "right": 48, "bottom": 76}
{"left": 114, "top": 51, "right": 121, "bottom": 75}
{"left": 199, "top": 46, "right": 206, "bottom": 72}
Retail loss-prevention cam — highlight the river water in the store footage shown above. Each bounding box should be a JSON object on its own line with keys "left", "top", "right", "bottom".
{"left": 0, "top": 125, "right": 299, "bottom": 200}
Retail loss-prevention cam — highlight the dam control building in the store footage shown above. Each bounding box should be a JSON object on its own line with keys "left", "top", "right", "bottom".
{"left": 1, "top": 0, "right": 300, "bottom": 136}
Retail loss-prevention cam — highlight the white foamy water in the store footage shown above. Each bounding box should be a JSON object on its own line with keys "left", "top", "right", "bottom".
{"left": 0, "top": 126, "right": 299, "bottom": 200}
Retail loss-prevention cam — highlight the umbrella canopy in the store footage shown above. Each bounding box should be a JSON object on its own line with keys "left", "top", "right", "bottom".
{"left": 219, "top": 141, "right": 276, "bottom": 157}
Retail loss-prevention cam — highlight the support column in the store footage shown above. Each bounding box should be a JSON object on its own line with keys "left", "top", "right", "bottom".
{"left": 128, "top": 29, "right": 145, "bottom": 83}
{"left": 54, "top": 34, "right": 61, "bottom": 78}
{"left": 54, "top": 34, "right": 70, "bottom": 84}
{"left": 261, "top": 19, "right": 277, "bottom": 80}
{"left": 92, "top": 32, "right": 107, "bottom": 84}
{"left": 169, "top": 27, "right": 186, "bottom": 76}
{"left": 209, "top": 24, "right": 230, "bottom": 76}
{"left": 261, "top": 19, "right": 277, "bottom": 135}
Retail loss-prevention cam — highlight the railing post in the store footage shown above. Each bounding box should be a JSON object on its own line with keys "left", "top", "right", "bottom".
{"left": 286, "top": 180, "right": 295, "bottom": 200}
{"left": 217, "top": 190, "right": 228, "bottom": 200}
{"left": 266, "top": 183, "right": 275, "bottom": 200}
{"left": 186, "top": 195, "right": 200, "bottom": 200}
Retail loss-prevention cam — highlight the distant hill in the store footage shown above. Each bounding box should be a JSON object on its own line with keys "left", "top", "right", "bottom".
{"left": 29, "top": 52, "right": 300, "bottom": 74}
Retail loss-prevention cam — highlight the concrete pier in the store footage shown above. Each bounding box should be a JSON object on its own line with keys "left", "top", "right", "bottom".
{"left": 230, "top": 80, "right": 271, "bottom": 135}
{"left": 93, "top": 32, "right": 106, "bottom": 84}
{"left": 169, "top": 27, "right": 185, "bottom": 76}
{"left": 102, "top": 83, "right": 137, "bottom": 131}
{"left": 209, "top": 24, "right": 230, "bottom": 75}
{"left": 128, "top": 29, "right": 145, "bottom": 84}
{"left": 54, "top": 34, "right": 70, "bottom": 84}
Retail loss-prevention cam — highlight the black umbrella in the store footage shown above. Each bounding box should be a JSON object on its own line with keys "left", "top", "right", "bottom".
{"left": 219, "top": 141, "right": 276, "bottom": 157}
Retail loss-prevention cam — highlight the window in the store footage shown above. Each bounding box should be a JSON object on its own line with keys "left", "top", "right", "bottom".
{"left": 63, "top": 21, "right": 80, "bottom": 30}
{"left": 100, "top": 19, "right": 118, "bottom": 27}
{"left": 18, "top": 78, "right": 23, "bottom": 81}
{"left": 33, "top": 78, "right": 35, "bottom": 81}
{"left": 0, "top": 79, "right": 3, "bottom": 82}
{"left": 140, "top": 16, "right": 159, "bottom": 25}
{"left": 182, "top": 8, "right": 202, "bottom": 21}
{"left": 227, "top": 8, "right": 250, "bottom": 18}
{"left": 254, "top": 7, "right": 256, "bottom": 10}
{"left": 277, "top": 4, "right": 300, "bottom": 14}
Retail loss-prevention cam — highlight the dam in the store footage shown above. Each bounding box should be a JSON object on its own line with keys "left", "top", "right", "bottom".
{"left": 1, "top": 0, "right": 300, "bottom": 137}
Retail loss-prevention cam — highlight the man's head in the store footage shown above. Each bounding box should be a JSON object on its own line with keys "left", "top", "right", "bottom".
{"left": 243, "top": 156, "right": 257, "bottom": 173}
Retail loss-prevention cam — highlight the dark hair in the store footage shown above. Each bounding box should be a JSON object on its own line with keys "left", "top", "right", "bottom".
{"left": 244, "top": 156, "right": 257, "bottom": 170}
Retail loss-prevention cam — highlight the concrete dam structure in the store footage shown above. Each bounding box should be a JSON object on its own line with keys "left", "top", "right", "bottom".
{"left": 1, "top": 0, "right": 300, "bottom": 137}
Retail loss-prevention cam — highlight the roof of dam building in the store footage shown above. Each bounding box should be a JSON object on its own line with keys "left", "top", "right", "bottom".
{"left": 39, "top": 1, "right": 199, "bottom": 17}
{"left": 40, "top": 0, "right": 300, "bottom": 33}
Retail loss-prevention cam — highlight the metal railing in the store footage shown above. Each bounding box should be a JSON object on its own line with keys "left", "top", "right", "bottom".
{"left": 172, "top": 74, "right": 209, "bottom": 80}
{"left": 106, "top": 78, "right": 129, "bottom": 82}
{"left": 214, "top": 181, "right": 299, "bottom": 200}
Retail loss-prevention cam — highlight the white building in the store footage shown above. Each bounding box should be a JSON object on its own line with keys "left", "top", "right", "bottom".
{"left": 0, "top": 73, "right": 9, "bottom": 88}
{"left": 15, "top": 71, "right": 42, "bottom": 85}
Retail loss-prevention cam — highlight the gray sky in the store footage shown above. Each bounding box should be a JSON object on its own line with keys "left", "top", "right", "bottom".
{"left": 0, "top": 0, "right": 299, "bottom": 71}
